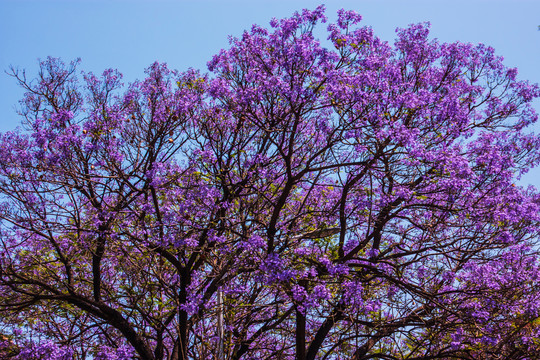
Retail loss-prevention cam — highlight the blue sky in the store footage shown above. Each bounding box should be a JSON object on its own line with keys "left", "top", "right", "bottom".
{"left": 1, "top": 0, "right": 539, "bottom": 186}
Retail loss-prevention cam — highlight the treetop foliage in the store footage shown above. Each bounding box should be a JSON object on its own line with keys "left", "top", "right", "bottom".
{"left": 1, "top": 6, "right": 540, "bottom": 360}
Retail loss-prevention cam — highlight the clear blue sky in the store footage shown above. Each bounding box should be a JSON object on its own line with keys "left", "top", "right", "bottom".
{"left": 1, "top": 0, "right": 539, "bottom": 186}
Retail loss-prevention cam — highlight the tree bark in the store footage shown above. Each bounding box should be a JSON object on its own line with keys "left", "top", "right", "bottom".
{"left": 296, "top": 307, "right": 306, "bottom": 360}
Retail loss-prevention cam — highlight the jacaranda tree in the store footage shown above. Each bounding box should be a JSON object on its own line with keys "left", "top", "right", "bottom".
{"left": 1, "top": 6, "right": 540, "bottom": 360}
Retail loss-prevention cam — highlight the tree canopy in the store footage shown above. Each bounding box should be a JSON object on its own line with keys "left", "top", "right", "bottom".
{"left": 1, "top": 6, "right": 540, "bottom": 360}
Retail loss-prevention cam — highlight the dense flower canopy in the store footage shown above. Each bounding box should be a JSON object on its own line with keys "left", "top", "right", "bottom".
{"left": 1, "top": 6, "right": 540, "bottom": 360}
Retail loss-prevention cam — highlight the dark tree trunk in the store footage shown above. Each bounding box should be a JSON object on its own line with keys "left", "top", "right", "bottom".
{"left": 179, "top": 270, "right": 190, "bottom": 360}
{"left": 296, "top": 307, "right": 306, "bottom": 360}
